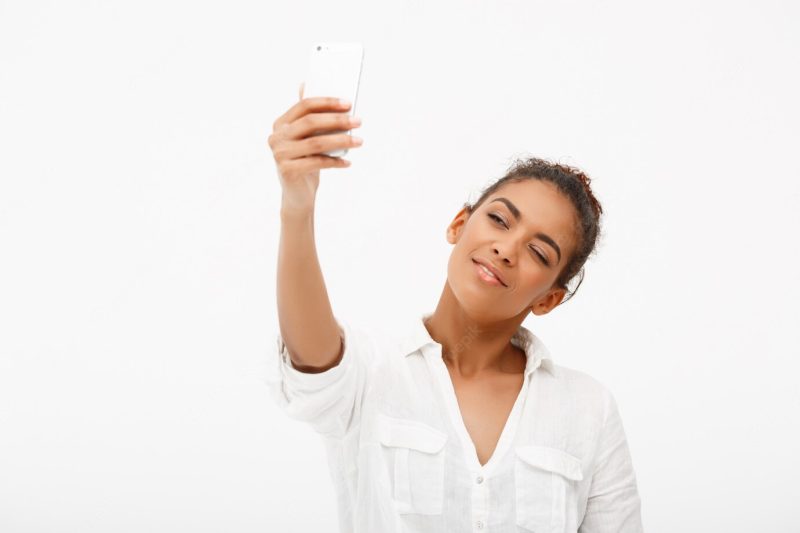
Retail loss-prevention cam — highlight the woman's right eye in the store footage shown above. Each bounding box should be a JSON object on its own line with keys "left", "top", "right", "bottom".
{"left": 488, "top": 213, "right": 507, "bottom": 228}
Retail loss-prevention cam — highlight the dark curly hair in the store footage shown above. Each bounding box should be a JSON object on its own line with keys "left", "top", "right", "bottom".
{"left": 463, "top": 156, "right": 604, "bottom": 305}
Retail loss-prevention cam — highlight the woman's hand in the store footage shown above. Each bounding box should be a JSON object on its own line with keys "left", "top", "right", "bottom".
{"left": 268, "top": 82, "right": 363, "bottom": 217}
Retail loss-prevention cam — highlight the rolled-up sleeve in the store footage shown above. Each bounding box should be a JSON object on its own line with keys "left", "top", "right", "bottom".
{"left": 579, "top": 389, "right": 644, "bottom": 533}
{"left": 264, "top": 316, "right": 376, "bottom": 440}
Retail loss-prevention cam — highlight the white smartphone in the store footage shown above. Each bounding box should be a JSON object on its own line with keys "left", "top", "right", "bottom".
{"left": 303, "top": 42, "right": 364, "bottom": 158}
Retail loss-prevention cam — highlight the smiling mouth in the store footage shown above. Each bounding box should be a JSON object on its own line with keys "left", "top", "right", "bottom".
{"left": 472, "top": 259, "right": 506, "bottom": 287}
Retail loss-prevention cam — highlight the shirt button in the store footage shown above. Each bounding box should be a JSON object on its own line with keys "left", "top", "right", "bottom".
{"left": 476, "top": 520, "right": 484, "bottom": 529}
{"left": 476, "top": 475, "right": 484, "bottom": 484}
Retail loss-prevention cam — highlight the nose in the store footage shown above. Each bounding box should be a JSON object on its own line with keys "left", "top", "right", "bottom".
{"left": 491, "top": 244, "right": 514, "bottom": 266}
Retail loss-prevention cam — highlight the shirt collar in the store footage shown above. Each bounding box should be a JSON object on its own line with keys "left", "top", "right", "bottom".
{"left": 398, "top": 310, "right": 559, "bottom": 379}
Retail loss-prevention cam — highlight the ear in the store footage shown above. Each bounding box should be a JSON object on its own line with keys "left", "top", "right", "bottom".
{"left": 529, "top": 286, "right": 567, "bottom": 316}
{"left": 446, "top": 206, "right": 471, "bottom": 245}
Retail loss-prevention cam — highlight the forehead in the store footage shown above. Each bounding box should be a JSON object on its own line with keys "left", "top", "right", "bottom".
{"left": 486, "top": 180, "right": 575, "bottom": 223}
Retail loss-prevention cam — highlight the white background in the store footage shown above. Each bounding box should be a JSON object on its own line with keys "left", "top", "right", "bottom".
{"left": 1, "top": 1, "right": 798, "bottom": 531}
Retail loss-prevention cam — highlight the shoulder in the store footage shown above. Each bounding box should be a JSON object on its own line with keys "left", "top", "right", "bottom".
{"left": 547, "top": 362, "right": 617, "bottom": 422}
{"left": 551, "top": 363, "right": 610, "bottom": 395}
{"left": 336, "top": 317, "right": 412, "bottom": 371}
{"left": 522, "top": 328, "right": 613, "bottom": 408}
{"left": 341, "top": 318, "right": 399, "bottom": 350}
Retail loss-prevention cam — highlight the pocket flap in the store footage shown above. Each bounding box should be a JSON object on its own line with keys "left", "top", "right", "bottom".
{"left": 377, "top": 414, "right": 448, "bottom": 454}
{"left": 515, "top": 445, "right": 584, "bottom": 481}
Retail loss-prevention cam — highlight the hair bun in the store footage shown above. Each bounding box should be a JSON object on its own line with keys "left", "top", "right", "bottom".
{"left": 553, "top": 163, "right": 603, "bottom": 218}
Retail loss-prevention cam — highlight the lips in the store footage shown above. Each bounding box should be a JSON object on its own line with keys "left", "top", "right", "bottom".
{"left": 472, "top": 258, "right": 507, "bottom": 287}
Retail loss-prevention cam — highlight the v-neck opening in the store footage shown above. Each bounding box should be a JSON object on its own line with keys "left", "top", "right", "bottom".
{"left": 425, "top": 343, "right": 530, "bottom": 478}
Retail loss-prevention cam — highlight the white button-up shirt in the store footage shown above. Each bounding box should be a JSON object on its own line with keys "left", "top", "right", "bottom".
{"left": 265, "top": 311, "right": 644, "bottom": 533}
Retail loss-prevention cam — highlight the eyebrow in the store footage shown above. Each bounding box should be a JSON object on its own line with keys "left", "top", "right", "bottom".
{"left": 488, "top": 197, "right": 562, "bottom": 264}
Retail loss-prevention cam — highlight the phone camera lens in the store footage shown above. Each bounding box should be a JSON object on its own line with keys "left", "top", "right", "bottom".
{"left": 316, "top": 45, "right": 321, "bottom": 51}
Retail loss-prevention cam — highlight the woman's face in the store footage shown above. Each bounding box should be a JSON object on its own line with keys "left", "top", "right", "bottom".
{"left": 446, "top": 179, "right": 579, "bottom": 322}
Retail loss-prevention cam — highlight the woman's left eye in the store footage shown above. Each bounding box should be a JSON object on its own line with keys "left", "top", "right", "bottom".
{"left": 530, "top": 246, "right": 549, "bottom": 265}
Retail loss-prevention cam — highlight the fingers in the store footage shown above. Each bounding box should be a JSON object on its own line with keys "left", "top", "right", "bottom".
{"left": 276, "top": 132, "right": 363, "bottom": 161}
{"left": 294, "top": 154, "right": 351, "bottom": 171}
{"left": 268, "top": 85, "right": 361, "bottom": 170}
{"left": 280, "top": 111, "right": 360, "bottom": 144}
{"left": 273, "top": 96, "right": 351, "bottom": 132}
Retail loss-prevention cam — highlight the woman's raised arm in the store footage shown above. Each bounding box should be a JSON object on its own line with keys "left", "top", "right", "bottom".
{"left": 269, "top": 83, "right": 363, "bottom": 372}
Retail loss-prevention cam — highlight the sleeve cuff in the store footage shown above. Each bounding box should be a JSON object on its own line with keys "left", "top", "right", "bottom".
{"left": 269, "top": 316, "right": 354, "bottom": 393}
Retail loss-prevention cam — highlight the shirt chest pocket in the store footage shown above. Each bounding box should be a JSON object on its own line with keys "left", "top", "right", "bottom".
{"left": 514, "top": 445, "right": 584, "bottom": 533}
{"left": 377, "top": 413, "right": 449, "bottom": 515}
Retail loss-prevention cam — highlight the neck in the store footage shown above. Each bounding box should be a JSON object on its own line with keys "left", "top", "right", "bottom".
{"left": 423, "top": 282, "right": 528, "bottom": 379}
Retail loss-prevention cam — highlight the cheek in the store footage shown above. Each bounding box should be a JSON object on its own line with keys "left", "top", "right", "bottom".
{"left": 516, "top": 261, "right": 551, "bottom": 291}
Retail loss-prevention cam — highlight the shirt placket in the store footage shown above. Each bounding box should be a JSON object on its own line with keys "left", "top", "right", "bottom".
{"left": 472, "top": 471, "right": 488, "bottom": 531}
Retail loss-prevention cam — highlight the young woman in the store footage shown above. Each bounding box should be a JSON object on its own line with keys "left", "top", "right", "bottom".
{"left": 265, "top": 84, "right": 644, "bottom": 533}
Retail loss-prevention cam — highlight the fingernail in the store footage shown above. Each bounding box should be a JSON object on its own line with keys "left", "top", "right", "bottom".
{"left": 339, "top": 99, "right": 351, "bottom": 108}
{"left": 352, "top": 136, "right": 363, "bottom": 145}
